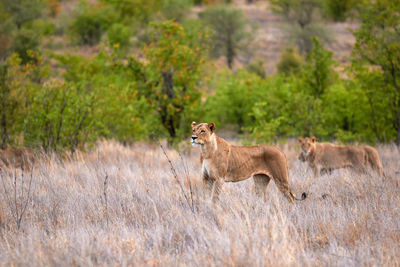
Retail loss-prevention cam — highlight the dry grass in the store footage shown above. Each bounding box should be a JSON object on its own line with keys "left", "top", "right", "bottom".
{"left": 0, "top": 140, "right": 399, "bottom": 266}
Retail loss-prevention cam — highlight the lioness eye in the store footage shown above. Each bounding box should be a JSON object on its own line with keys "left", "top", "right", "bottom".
{"left": 200, "top": 130, "right": 205, "bottom": 134}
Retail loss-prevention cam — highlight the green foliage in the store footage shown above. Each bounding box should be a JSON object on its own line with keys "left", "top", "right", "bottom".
{"left": 0, "top": 0, "right": 399, "bottom": 152}
{"left": 199, "top": 5, "right": 252, "bottom": 69}
{"left": 12, "top": 28, "right": 41, "bottom": 63}
{"left": 130, "top": 21, "right": 209, "bottom": 144}
{"left": 277, "top": 47, "right": 303, "bottom": 76}
{"left": 271, "top": 0, "right": 329, "bottom": 55}
{"left": 102, "top": 0, "right": 161, "bottom": 25}
{"left": 70, "top": 14, "right": 104, "bottom": 45}
{"left": 69, "top": 4, "right": 116, "bottom": 45}
{"left": 323, "top": 0, "right": 356, "bottom": 22}
{"left": 1, "top": 0, "right": 45, "bottom": 29}
{"left": 302, "top": 38, "right": 336, "bottom": 97}
{"left": 0, "top": 54, "right": 40, "bottom": 148}
{"left": 204, "top": 70, "right": 263, "bottom": 130}
{"left": 352, "top": 0, "right": 400, "bottom": 145}
{"left": 161, "top": 0, "right": 193, "bottom": 22}
{"left": 24, "top": 82, "right": 100, "bottom": 152}
{"left": 28, "top": 19, "right": 56, "bottom": 36}
{"left": 107, "top": 23, "right": 131, "bottom": 50}
{"left": 0, "top": 3, "right": 15, "bottom": 58}
{"left": 247, "top": 59, "right": 266, "bottom": 78}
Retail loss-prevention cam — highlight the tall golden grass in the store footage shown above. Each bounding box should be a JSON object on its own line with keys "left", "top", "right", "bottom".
{"left": 0, "top": 140, "right": 399, "bottom": 266}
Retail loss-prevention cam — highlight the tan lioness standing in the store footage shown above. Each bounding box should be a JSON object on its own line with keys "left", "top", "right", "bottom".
{"left": 191, "top": 122, "right": 306, "bottom": 203}
{"left": 0, "top": 148, "right": 35, "bottom": 171}
{"left": 298, "top": 136, "right": 385, "bottom": 177}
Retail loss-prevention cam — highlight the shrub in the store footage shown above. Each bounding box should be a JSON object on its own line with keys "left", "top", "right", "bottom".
{"left": 70, "top": 13, "right": 105, "bottom": 45}
{"left": 302, "top": 38, "right": 336, "bottom": 97}
{"left": 69, "top": 4, "right": 117, "bottom": 46}
{"left": 247, "top": 59, "right": 266, "bottom": 78}
{"left": 12, "top": 28, "right": 41, "bottom": 63}
{"left": 277, "top": 47, "right": 303, "bottom": 76}
{"left": 107, "top": 23, "right": 131, "bottom": 50}
{"left": 161, "top": 0, "right": 193, "bottom": 22}
{"left": 324, "top": 0, "right": 356, "bottom": 22}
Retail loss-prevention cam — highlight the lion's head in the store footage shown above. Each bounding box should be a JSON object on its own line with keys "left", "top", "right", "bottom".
{"left": 191, "top": 122, "right": 215, "bottom": 146}
{"left": 298, "top": 136, "right": 316, "bottom": 161}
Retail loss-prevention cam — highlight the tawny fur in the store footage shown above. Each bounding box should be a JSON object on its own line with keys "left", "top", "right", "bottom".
{"left": 298, "top": 136, "right": 385, "bottom": 177}
{"left": 192, "top": 122, "right": 303, "bottom": 203}
{"left": 0, "top": 148, "right": 35, "bottom": 170}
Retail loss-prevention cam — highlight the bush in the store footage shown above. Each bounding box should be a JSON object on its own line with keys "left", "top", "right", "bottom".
{"left": 107, "top": 23, "right": 131, "bottom": 50}
{"left": 12, "top": 28, "right": 41, "bottom": 63}
{"left": 277, "top": 47, "right": 303, "bottom": 76}
{"left": 247, "top": 59, "right": 266, "bottom": 78}
{"left": 204, "top": 70, "right": 264, "bottom": 130}
{"left": 70, "top": 13, "right": 105, "bottom": 45}
{"left": 161, "top": 0, "right": 193, "bottom": 22}
{"left": 69, "top": 4, "right": 117, "bottom": 46}
{"left": 302, "top": 38, "right": 336, "bottom": 97}
{"left": 24, "top": 82, "right": 100, "bottom": 152}
{"left": 324, "top": 0, "right": 356, "bottom": 22}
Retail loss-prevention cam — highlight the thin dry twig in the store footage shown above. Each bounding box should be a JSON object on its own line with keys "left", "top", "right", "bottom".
{"left": 178, "top": 151, "right": 195, "bottom": 211}
{"left": 159, "top": 141, "right": 194, "bottom": 213}
{"left": 0, "top": 167, "right": 34, "bottom": 230}
{"left": 103, "top": 173, "right": 109, "bottom": 227}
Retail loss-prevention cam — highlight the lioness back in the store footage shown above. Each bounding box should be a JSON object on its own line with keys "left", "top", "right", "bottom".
{"left": 226, "top": 145, "right": 287, "bottom": 182}
{"left": 298, "top": 136, "right": 385, "bottom": 177}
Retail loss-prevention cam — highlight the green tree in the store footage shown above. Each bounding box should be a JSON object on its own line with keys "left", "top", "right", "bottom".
{"left": 302, "top": 38, "right": 336, "bottom": 97}
{"left": 199, "top": 5, "right": 252, "bottom": 69}
{"left": 1, "top": 0, "right": 45, "bottom": 29}
{"left": 271, "top": 0, "right": 328, "bottom": 55}
{"left": 129, "top": 21, "right": 209, "bottom": 144}
{"left": 352, "top": 0, "right": 400, "bottom": 146}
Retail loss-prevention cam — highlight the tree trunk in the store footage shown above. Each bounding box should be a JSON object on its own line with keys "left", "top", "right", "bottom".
{"left": 226, "top": 35, "right": 234, "bottom": 69}
{"left": 397, "top": 98, "right": 400, "bottom": 147}
{"left": 161, "top": 71, "right": 177, "bottom": 145}
{"left": 1, "top": 112, "right": 7, "bottom": 149}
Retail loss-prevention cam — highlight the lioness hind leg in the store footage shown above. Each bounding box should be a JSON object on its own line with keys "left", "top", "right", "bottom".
{"left": 253, "top": 174, "right": 271, "bottom": 200}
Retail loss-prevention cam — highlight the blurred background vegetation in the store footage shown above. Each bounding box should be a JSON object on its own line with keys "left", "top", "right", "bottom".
{"left": 0, "top": 0, "right": 399, "bottom": 151}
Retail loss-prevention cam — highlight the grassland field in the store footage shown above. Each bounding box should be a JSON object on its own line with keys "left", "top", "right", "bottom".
{"left": 0, "top": 140, "right": 399, "bottom": 266}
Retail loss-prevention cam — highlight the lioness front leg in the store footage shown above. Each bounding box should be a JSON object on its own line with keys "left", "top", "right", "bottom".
{"left": 202, "top": 173, "right": 214, "bottom": 197}
{"left": 311, "top": 164, "right": 319, "bottom": 177}
{"left": 210, "top": 178, "right": 224, "bottom": 203}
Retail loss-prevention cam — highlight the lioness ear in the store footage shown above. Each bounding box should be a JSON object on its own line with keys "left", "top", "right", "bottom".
{"left": 191, "top": 121, "right": 197, "bottom": 127}
{"left": 208, "top": 122, "right": 215, "bottom": 133}
{"left": 311, "top": 136, "right": 316, "bottom": 143}
{"left": 298, "top": 137, "right": 303, "bottom": 143}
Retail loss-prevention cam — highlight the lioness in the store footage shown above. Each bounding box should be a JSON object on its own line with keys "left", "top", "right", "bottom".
{"left": 298, "top": 136, "right": 385, "bottom": 177}
{"left": 191, "top": 122, "right": 306, "bottom": 203}
{"left": 0, "top": 148, "right": 35, "bottom": 171}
